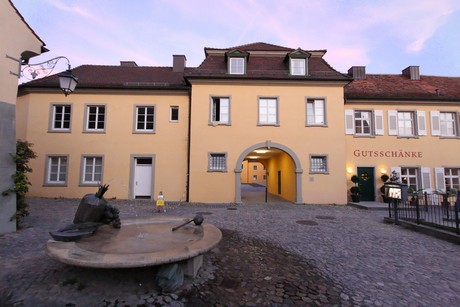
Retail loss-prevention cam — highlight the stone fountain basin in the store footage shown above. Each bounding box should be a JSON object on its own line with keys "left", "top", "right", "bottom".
{"left": 46, "top": 216, "right": 222, "bottom": 269}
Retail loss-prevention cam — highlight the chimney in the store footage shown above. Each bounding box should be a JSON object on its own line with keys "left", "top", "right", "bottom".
{"left": 348, "top": 66, "right": 366, "bottom": 80}
{"left": 402, "top": 66, "right": 420, "bottom": 80}
{"left": 173, "top": 55, "right": 186, "bottom": 72}
{"left": 120, "top": 61, "right": 138, "bottom": 67}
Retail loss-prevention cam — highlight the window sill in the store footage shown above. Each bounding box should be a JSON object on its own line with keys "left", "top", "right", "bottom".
{"left": 83, "top": 130, "right": 106, "bottom": 134}
{"left": 48, "top": 130, "right": 71, "bottom": 133}
{"left": 309, "top": 172, "right": 329, "bottom": 175}
{"left": 353, "top": 135, "right": 376, "bottom": 138}
{"left": 439, "top": 136, "right": 460, "bottom": 139}
{"left": 257, "top": 123, "right": 280, "bottom": 127}
{"left": 397, "top": 136, "right": 419, "bottom": 139}
{"left": 306, "top": 124, "right": 328, "bottom": 127}
{"left": 133, "top": 130, "right": 156, "bottom": 134}
{"left": 209, "top": 122, "right": 231, "bottom": 126}
{"left": 207, "top": 170, "right": 228, "bottom": 173}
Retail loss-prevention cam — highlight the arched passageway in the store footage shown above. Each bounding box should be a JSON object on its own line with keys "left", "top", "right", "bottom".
{"left": 235, "top": 141, "right": 303, "bottom": 204}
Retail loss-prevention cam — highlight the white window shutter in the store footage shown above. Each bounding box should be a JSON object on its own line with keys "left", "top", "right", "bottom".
{"left": 374, "top": 110, "right": 384, "bottom": 135}
{"left": 435, "top": 167, "right": 445, "bottom": 192}
{"left": 420, "top": 167, "right": 431, "bottom": 191}
{"left": 390, "top": 166, "right": 401, "bottom": 182}
{"left": 344, "top": 109, "right": 354, "bottom": 135}
{"left": 430, "top": 111, "right": 440, "bottom": 136}
{"left": 417, "top": 111, "right": 427, "bottom": 136}
{"left": 388, "top": 110, "right": 398, "bottom": 135}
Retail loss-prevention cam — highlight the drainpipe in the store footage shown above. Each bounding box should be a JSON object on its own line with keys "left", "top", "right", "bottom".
{"left": 185, "top": 87, "right": 192, "bottom": 202}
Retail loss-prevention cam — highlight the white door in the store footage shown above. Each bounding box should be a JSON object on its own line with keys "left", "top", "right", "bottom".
{"left": 134, "top": 158, "right": 152, "bottom": 199}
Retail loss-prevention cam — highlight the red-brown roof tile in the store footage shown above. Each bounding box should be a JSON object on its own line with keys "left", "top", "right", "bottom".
{"left": 189, "top": 42, "right": 349, "bottom": 81}
{"left": 19, "top": 65, "right": 192, "bottom": 91}
{"left": 345, "top": 74, "right": 460, "bottom": 101}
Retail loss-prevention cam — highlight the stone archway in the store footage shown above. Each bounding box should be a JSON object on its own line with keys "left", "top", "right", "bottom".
{"left": 235, "top": 141, "right": 303, "bottom": 204}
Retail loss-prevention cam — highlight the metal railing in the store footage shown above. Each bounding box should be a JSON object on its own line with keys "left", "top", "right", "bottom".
{"left": 388, "top": 191, "right": 460, "bottom": 235}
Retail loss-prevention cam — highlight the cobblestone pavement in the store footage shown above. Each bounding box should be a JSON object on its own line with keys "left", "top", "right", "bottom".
{"left": 1, "top": 198, "right": 460, "bottom": 306}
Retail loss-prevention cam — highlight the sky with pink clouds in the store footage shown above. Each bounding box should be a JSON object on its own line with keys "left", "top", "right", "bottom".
{"left": 11, "top": 0, "right": 460, "bottom": 78}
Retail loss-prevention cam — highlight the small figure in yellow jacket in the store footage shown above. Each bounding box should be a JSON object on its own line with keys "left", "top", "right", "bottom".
{"left": 156, "top": 191, "right": 165, "bottom": 212}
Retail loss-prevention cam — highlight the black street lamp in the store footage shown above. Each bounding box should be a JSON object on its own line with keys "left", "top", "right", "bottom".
{"left": 21, "top": 56, "right": 78, "bottom": 96}
{"left": 58, "top": 69, "right": 78, "bottom": 96}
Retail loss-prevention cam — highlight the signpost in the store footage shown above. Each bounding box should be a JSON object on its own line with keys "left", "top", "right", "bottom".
{"left": 384, "top": 182, "right": 408, "bottom": 224}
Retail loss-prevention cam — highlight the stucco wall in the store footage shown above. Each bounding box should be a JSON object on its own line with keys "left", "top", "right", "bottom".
{"left": 345, "top": 104, "right": 460, "bottom": 200}
{"left": 188, "top": 81, "right": 348, "bottom": 204}
{"left": 16, "top": 92, "right": 189, "bottom": 201}
{"left": 0, "top": 0, "right": 44, "bottom": 234}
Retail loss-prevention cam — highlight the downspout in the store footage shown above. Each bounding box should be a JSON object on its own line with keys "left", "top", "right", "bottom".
{"left": 185, "top": 87, "right": 192, "bottom": 202}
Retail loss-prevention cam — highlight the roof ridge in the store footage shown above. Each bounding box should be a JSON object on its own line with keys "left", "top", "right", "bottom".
{"left": 361, "top": 73, "right": 460, "bottom": 79}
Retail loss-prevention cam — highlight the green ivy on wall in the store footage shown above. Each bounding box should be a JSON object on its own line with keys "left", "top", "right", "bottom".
{"left": 2, "top": 140, "right": 37, "bottom": 227}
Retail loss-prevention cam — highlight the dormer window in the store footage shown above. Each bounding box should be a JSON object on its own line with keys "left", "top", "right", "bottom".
{"left": 287, "top": 49, "right": 310, "bottom": 76}
{"left": 226, "top": 49, "right": 249, "bottom": 75}
{"left": 290, "top": 58, "right": 306, "bottom": 75}
{"left": 229, "top": 58, "right": 245, "bottom": 75}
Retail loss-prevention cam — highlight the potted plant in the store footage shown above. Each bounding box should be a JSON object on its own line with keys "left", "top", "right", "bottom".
{"left": 380, "top": 173, "right": 390, "bottom": 202}
{"left": 350, "top": 175, "right": 361, "bottom": 202}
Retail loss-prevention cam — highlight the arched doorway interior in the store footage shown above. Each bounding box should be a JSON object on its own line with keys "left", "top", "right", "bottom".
{"left": 235, "top": 141, "right": 303, "bottom": 204}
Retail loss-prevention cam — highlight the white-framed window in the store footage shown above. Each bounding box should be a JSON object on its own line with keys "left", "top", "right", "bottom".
{"left": 310, "top": 155, "right": 328, "bottom": 174}
{"left": 211, "top": 97, "right": 230, "bottom": 124}
{"left": 306, "top": 99, "right": 326, "bottom": 126}
{"left": 170, "top": 106, "right": 179, "bottom": 122}
{"left": 135, "top": 106, "right": 155, "bottom": 132}
{"left": 258, "top": 98, "right": 278, "bottom": 125}
{"left": 430, "top": 111, "right": 459, "bottom": 137}
{"left": 45, "top": 155, "right": 68, "bottom": 185}
{"left": 354, "top": 110, "right": 373, "bottom": 135}
{"left": 290, "top": 58, "right": 306, "bottom": 76}
{"left": 392, "top": 166, "right": 431, "bottom": 192}
{"left": 229, "top": 58, "right": 245, "bottom": 75}
{"left": 81, "top": 156, "right": 103, "bottom": 185}
{"left": 345, "top": 109, "right": 384, "bottom": 136}
{"left": 398, "top": 111, "right": 415, "bottom": 136}
{"left": 85, "top": 105, "right": 106, "bottom": 132}
{"left": 388, "top": 110, "right": 426, "bottom": 137}
{"left": 440, "top": 112, "right": 457, "bottom": 137}
{"left": 445, "top": 168, "right": 460, "bottom": 191}
{"left": 401, "top": 167, "right": 419, "bottom": 190}
{"left": 51, "top": 104, "right": 71, "bottom": 131}
{"left": 208, "top": 153, "right": 227, "bottom": 172}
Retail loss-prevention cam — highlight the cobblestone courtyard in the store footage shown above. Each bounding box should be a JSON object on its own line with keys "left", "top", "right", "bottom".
{"left": 1, "top": 198, "right": 460, "bottom": 306}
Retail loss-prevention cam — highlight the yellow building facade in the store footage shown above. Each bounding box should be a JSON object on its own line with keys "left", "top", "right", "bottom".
{"left": 16, "top": 43, "right": 460, "bottom": 205}
{"left": 345, "top": 66, "right": 460, "bottom": 202}
{"left": 241, "top": 161, "right": 266, "bottom": 184}
{"left": 1, "top": 0, "right": 46, "bottom": 234}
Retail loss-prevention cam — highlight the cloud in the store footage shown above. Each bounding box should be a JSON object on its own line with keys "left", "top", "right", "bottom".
{"left": 358, "top": 0, "right": 460, "bottom": 54}
{"left": 47, "top": 0, "right": 97, "bottom": 21}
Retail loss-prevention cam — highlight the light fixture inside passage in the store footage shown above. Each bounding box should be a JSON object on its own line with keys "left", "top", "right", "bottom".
{"left": 255, "top": 149, "right": 269, "bottom": 154}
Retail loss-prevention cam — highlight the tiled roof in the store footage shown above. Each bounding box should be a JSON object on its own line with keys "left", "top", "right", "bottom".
{"left": 345, "top": 74, "right": 460, "bottom": 101}
{"left": 204, "top": 42, "right": 296, "bottom": 52}
{"left": 189, "top": 42, "right": 349, "bottom": 81}
{"left": 19, "top": 65, "right": 192, "bottom": 91}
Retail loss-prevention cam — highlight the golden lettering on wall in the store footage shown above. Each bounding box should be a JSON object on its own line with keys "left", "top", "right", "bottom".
{"left": 353, "top": 150, "right": 423, "bottom": 158}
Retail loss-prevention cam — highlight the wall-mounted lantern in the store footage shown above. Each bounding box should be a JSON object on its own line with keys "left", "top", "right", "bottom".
{"left": 21, "top": 56, "right": 78, "bottom": 96}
